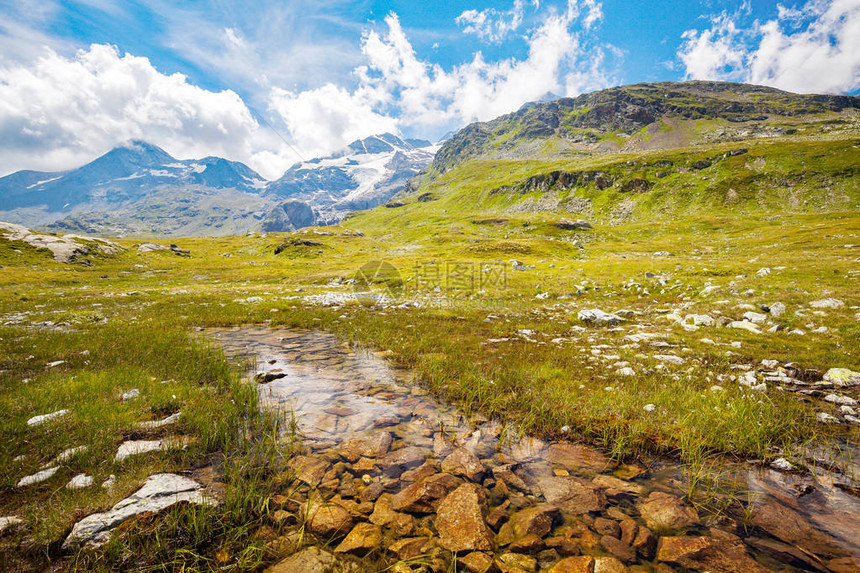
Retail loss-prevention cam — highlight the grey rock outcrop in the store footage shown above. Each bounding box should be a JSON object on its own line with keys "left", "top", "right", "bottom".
{"left": 63, "top": 473, "right": 210, "bottom": 548}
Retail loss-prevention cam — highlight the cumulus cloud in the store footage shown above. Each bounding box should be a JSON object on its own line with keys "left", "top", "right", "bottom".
{"left": 0, "top": 1, "right": 619, "bottom": 178}
{"left": 457, "top": 0, "right": 533, "bottom": 43}
{"left": 678, "top": 0, "right": 860, "bottom": 94}
{"left": 0, "top": 44, "right": 297, "bottom": 178}
{"left": 268, "top": 2, "right": 617, "bottom": 157}
{"left": 678, "top": 13, "right": 746, "bottom": 81}
{"left": 268, "top": 84, "right": 399, "bottom": 160}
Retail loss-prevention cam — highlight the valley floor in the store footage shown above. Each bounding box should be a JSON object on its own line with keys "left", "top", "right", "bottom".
{"left": 0, "top": 210, "right": 858, "bottom": 570}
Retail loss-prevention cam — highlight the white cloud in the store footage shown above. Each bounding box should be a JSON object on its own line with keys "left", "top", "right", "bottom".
{"left": 268, "top": 84, "right": 398, "bottom": 160}
{"left": 0, "top": 44, "right": 293, "bottom": 178}
{"left": 269, "top": 3, "right": 617, "bottom": 157}
{"left": 223, "top": 27, "right": 246, "bottom": 49}
{"left": 457, "top": 0, "right": 532, "bottom": 43}
{"left": 0, "top": 1, "right": 619, "bottom": 178}
{"left": 678, "top": 0, "right": 860, "bottom": 94}
{"left": 678, "top": 12, "right": 746, "bottom": 81}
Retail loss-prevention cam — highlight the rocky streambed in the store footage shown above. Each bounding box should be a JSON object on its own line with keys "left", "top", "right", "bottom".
{"left": 209, "top": 326, "right": 860, "bottom": 573}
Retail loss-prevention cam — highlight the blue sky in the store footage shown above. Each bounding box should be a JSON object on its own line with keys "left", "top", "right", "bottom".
{"left": 1, "top": 0, "right": 858, "bottom": 178}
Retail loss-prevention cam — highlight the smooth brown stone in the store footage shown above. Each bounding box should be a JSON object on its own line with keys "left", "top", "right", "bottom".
{"left": 336, "top": 432, "right": 393, "bottom": 463}
{"left": 368, "top": 494, "right": 415, "bottom": 536}
{"left": 594, "top": 556, "right": 628, "bottom": 573}
{"left": 546, "top": 443, "right": 614, "bottom": 473}
{"left": 334, "top": 522, "right": 382, "bottom": 556}
{"left": 545, "top": 536, "right": 581, "bottom": 557}
{"left": 460, "top": 551, "right": 496, "bottom": 573}
{"left": 388, "top": 536, "right": 433, "bottom": 560}
{"left": 593, "top": 475, "right": 644, "bottom": 496}
{"left": 745, "top": 536, "right": 829, "bottom": 571}
{"left": 637, "top": 492, "right": 698, "bottom": 532}
{"left": 493, "top": 464, "right": 532, "bottom": 493}
{"left": 537, "top": 476, "right": 607, "bottom": 513}
{"left": 301, "top": 498, "right": 353, "bottom": 538}
{"left": 377, "top": 446, "right": 426, "bottom": 476}
{"left": 749, "top": 502, "right": 844, "bottom": 558}
{"left": 546, "top": 556, "right": 595, "bottom": 573}
{"left": 360, "top": 482, "right": 385, "bottom": 503}
{"left": 593, "top": 517, "right": 621, "bottom": 539}
{"left": 391, "top": 473, "right": 462, "bottom": 513}
{"left": 497, "top": 504, "right": 559, "bottom": 545}
{"left": 402, "top": 460, "right": 439, "bottom": 482}
{"left": 496, "top": 552, "right": 538, "bottom": 572}
{"left": 289, "top": 455, "right": 330, "bottom": 488}
{"left": 619, "top": 519, "right": 638, "bottom": 545}
{"left": 264, "top": 546, "right": 361, "bottom": 573}
{"left": 657, "top": 536, "right": 769, "bottom": 573}
{"left": 487, "top": 505, "right": 510, "bottom": 530}
{"left": 442, "top": 447, "right": 486, "bottom": 482}
{"left": 632, "top": 526, "right": 656, "bottom": 560}
{"left": 600, "top": 535, "right": 635, "bottom": 563}
{"left": 510, "top": 533, "right": 544, "bottom": 553}
{"left": 435, "top": 483, "right": 495, "bottom": 552}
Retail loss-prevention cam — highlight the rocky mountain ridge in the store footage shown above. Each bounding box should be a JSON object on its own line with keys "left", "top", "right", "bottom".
{"left": 426, "top": 81, "right": 860, "bottom": 177}
{"left": 0, "top": 135, "right": 436, "bottom": 237}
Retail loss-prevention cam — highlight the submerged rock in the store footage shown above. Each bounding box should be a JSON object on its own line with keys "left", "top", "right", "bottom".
{"left": 637, "top": 492, "right": 698, "bottom": 532}
{"left": 435, "top": 483, "right": 495, "bottom": 552}
{"left": 337, "top": 432, "right": 393, "bottom": 462}
{"left": 537, "top": 476, "right": 607, "bottom": 513}
{"left": 441, "top": 447, "right": 485, "bottom": 482}
{"left": 289, "top": 455, "right": 331, "bottom": 487}
{"left": 391, "top": 473, "right": 461, "bottom": 513}
{"left": 334, "top": 522, "right": 382, "bottom": 556}
{"left": 545, "top": 443, "right": 613, "bottom": 472}
{"left": 497, "top": 504, "right": 559, "bottom": 546}
{"left": 750, "top": 502, "right": 844, "bottom": 558}
{"left": 657, "top": 535, "right": 769, "bottom": 572}
{"left": 546, "top": 555, "right": 594, "bottom": 572}
{"left": 302, "top": 498, "right": 354, "bottom": 538}
{"left": 265, "top": 546, "right": 365, "bottom": 573}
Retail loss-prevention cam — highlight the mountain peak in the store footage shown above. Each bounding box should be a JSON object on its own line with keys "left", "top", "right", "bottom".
{"left": 91, "top": 140, "right": 175, "bottom": 171}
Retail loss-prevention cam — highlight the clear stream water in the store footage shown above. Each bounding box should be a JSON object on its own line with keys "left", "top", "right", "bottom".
{"left": 209, "top": 326, "right": 860, "bottom": 571}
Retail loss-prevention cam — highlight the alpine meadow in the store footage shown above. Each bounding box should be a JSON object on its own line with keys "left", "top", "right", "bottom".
{"left": 1, "top": 2, "right": 859, "bottom": 572}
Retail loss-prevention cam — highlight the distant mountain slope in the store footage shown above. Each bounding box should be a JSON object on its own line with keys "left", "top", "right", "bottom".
{"left": 0, "top": 134, "right": 437, "bottom": 237}
{"left": 427, "top": 81, "right": 860, "bottom": 177}
{"left": 0, "top": 141, "right": 266, "bottom": 213}
{"left": 373, "top": 81, "right": 860, "bottom": 230}
{"left": 261, "top": 134, "right": 437, "bottom": 230}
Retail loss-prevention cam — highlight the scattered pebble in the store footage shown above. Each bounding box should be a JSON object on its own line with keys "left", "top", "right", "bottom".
{"left": 770, "top": 458, "right": 795, "bottom": 471}
{"left": 17, "top": 467, "right": 59, "bottom": 487}
{"left": 66, "top": 474, "right": 94, "bottom": 489}
{"left": 122, "top": 388, "right": 140, "bottom": 401}
{"left": 27, "top": 409, "right": 69, "bottom": 427}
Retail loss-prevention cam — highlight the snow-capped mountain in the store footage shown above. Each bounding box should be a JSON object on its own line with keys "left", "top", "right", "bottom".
{"left": 0, "top": 134, "right": 438, "bottom": 237}
{"left": 261, "top": 133, "right": 438, "bottom": 230}
{"left": 0, "top": 141, "right": 268, "bottom": 228}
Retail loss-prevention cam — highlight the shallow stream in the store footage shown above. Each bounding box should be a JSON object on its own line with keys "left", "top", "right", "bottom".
{"left": 209, "top": 326, "right": 860, "bottom": 572}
